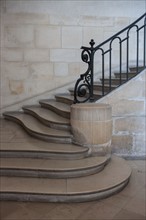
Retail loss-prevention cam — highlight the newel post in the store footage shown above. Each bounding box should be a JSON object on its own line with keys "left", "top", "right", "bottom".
{"left": 71, "top": 103, "right": 112, "bottom": 157}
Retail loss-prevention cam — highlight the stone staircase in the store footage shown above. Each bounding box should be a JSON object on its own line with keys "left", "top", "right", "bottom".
{"left": 1, "top": 66, "right": 144, "bottom": 203}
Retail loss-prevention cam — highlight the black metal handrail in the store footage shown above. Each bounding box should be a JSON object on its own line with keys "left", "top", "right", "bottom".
{"left": 74, "top": 13, "right": 146, "bottom": 103}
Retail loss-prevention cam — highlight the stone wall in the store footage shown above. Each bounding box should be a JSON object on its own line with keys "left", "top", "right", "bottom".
{"left": 1, "top": 0, "right": 145, "bottom": 113}
{"left": 97, "top": 69, "right": 146, "bottom": 159}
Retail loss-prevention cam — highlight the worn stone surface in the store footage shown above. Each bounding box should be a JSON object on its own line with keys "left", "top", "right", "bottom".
{"left": 71, "top": 103, "right": 112, "bottom": 155}
{"left": 98, "top": 70, "right": 146, "bottom": 158}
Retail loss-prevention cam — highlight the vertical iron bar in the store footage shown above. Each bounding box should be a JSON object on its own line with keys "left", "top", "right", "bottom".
{"left": 119, "top": 41, "right": 122, "bottom": 84}
{"left": 136, "top": 29, "right": 139, "bottom": 73}
{"left": 144, "top": 17, "right": 146, "bottom": 67}
{"left": 102, "top": 52, "right": 105, "bottom": 96}
{"left": 89, "top": 39, "right": 95, "bottom": 102}
{"left": 109, "top": 47, "right": 112, "bottom": 91}
{"left": 90, "top": 51, "right": 94, "bottom": 101}
{"left": 126, "top": 32, "right": 129, "bottom": 80}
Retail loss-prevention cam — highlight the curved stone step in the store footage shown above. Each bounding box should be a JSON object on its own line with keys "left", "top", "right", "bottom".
{"left": 0, "top": 142, "right": 89, "bottom": 160}
{"left": 100, "top": 78, "right": 126, "bottom": 85}
{"left": 39, "top": 99, "right": 70, "bottom": 119}
{"left": 22, "top": 105, "right": 70, "bottom": 131}
{"left": 93, "top": 83, "right": 117, "bottom": 92}
{"left": 55, "top": 94, "right": 74, "bottom": 105}
{"left": 3, "top": 112, "right": 72, "bottom": 143}
{"left": 0, "top": 156, "right": 109, "bottom": 178}
{"left": 0, "top": 156, "right": 132, "bottom": 203}
{"left": 114, "top": 71, "right": 137, "bottom": 78}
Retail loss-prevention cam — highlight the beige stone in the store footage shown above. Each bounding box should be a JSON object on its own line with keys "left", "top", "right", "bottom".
{"left": 80, "top": 16, "right": 114, "bottom": 27}
{"left": 133, "top": 134, "right": 146, "bottom": 153}
{"left": 4, "top": 62, "right": 30, "bottom": 80}
{"left": 50, "top": 49, "right": 80, "bottom": 62}
{"left": 35, "top": 26, "right": 61, "bottom": 48}
{"left": 115, "top": 17, "right": 130, "bottom": 28}
{"left": 3, "top": 13, "right": 49, "bottom": 24}
{"left": 112, "top": 135, "right": 133, "bottom": 152}
{"left": 9, "top": 80, "right": 24, "bottom": 95}
{"left": 62, "top": 27, "right": 82, "bottom": 49}
{"left": 29, "top": 63, "right": 54, "bottom": 80}
{"left": 54, "top": 63, "right": 68, "bottom": 77}
{"left": 4, "top": 25, "right": 34, "bottom": 48}
{"left": 50, "top": 15, "right": 80, "bottom": 26}
{"left": 114, "top": 117, "right": 145, "bottom": 134}
{"left": 111, "top": 99, "right": 145, "bottom": 116}
{"left": 71, "top": 103, "right": 112, "bottom": 155}
{"left": 2, "top": 48, "right": 23, "bottom": 62}
{"left": 24, "top": 49, "right": 49, "bottom": 62}
{"left": 83, "top": 27, "right": 104, "bottom": 46}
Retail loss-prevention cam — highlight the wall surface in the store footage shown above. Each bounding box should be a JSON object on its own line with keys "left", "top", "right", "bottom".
{"left": 0, "top": 0, "right": 146, "bottom": 113}
{"left": 97, "top": 69, "right": 146, "bottom": 159}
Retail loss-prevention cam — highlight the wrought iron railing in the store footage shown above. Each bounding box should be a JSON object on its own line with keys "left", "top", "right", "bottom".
{"left": 74, "top": 13, "right": 146, "bottom": 103}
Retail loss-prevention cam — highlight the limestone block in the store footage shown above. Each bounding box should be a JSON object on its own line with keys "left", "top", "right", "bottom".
{"left": 111, "top": 99, "right": 145, "bottom": 116}
{"left": 50, "top": 49, "right": 80, "bottom": 62}
{"left": 3, "top": 13, "right": 49, "bottom": 25}
{"left": 68, "top": 63, "right": 80, "bottom": 76}
{"left": 30, "top": 63, "right": 54, "bottom": 80}
{"left": 54, "top": 63, "right": 68, "bottom": 76}
{"left": 35, "top": 26, "right": 61, "bottom": 48}
{"left": 4, "top": 25, "right": 34, "bottom": 48}
{"left": 50, "top": 15, "right": 80, "bottom": 26}
{"left": 115, "top": 17, "right": 130, "bottom": 28}
{"left": 62, "top": 27, "right": 82, "bottom": 49}
{"left": 24, "top": 49, "right": 49, "bottom": 62}
{"left": 80, "top": 16, "right": 114, "bottom": 27}
{"left": 2, "top": 49, "right": 23, "bottom": 62}
{"left": 114, "top": 116, "right": 145, "bottom": 134}
{"left": 4, "top": 62, "right": 30, "bottom": 80}
{"left": 112, "top": 135, "right": 133, "bottom": 152}
{"left": 83, "top": 27, "right": 103, "bottom": 46}
{"left": 71, "top": 103, "right": 112, "bottom": 155}
{"left": 133, "top": 134, "right": 146, "bottom": 153}
{"left": 9, "top": 80, "right": 24, "bottom": 95}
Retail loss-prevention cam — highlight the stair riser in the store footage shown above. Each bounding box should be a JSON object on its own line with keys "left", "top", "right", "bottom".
{"left": 93, "top": 85, "right": 116, "bottom": 92}
{"left": 39, "top": 102, "right": 70, "bottom": 119}
{"left": 23, "top": 109, "right": 71, "bottom": 131}
{"left": 101, "top": 79, "right": 126, "bottom": 85}
{"left": 4, "top": 117, "right": 72, "bottom": 144}
{"left": 0, "top": 151, "right": 89, "bottom": 160}
{"left": 55, "top": 96, "right": 73, "bottom": 105}
{"left": 0, "top": 178, "right": 130, "bottom": 203}
{"left": 0, "top": 164, "right": 105, "bottom": 179}
{"left": 114, "top": 73, "right": 137, "bottom": 78}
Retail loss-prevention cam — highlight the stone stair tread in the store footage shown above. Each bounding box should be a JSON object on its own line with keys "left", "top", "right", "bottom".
{"left": 0, "top": 156, "right": 108, "bottom": 171}
{"left": 0, "top": 142, "right": 88, "bottom": 154}
{"left": 39, "top": 99, "right": 70, "bottom": 116}
{"left": 22, "top": 105, "right": 70, "bottom": 125}
{"left": 94, "top": 83, "right": 117, "bottom": 87}
{"left": 0, "top": 142, "right": 89, "bottom": 159}
{"left": 3, "top": 111, "right": 72, "bottom": 138}
{"left": 0, "top": 156, "right": 131, "bottom": 201}
{"left": 55, "top": 94, "right": 75, "bottom": 105}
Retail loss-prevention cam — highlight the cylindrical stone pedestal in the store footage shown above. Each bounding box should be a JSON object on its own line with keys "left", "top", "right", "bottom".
{"left": 71, "top": 103, "right": 112, "bottom": 156}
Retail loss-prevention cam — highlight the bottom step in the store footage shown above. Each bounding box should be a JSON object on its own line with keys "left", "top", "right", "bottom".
{"left": 0, "top": 156, "right": 131, "bottom": 203}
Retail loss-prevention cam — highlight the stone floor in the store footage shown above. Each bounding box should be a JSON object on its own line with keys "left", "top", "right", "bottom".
{"left": 0, "top": 119, "right": 146, "bottom": 220}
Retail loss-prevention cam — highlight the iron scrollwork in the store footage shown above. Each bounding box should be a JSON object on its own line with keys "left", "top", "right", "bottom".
{"left": 74, "top": 39, "right": 95, "bottom": 103}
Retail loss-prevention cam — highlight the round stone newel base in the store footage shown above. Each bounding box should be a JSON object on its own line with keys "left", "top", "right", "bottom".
{"left": 71, "top": 103, "right": 112, "bottom": 155}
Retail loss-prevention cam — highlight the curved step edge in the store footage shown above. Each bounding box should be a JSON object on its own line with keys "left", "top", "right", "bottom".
{"left": 39, "top": 99, "right": 70, "bottom": 119}
{"left": 0, "top": 149, "right": 89, "bottom": 160}
{"left": 22, "top": 106, "right": 71, "bottom": 131}
{"left": 0, "top": 161, "right": 107, "bottom": 179}
{"left": 0, "top": 178, "right": 130, "bottom": 203}
{"left": 3, "top": 113, "right": 72, "bottom": 144}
